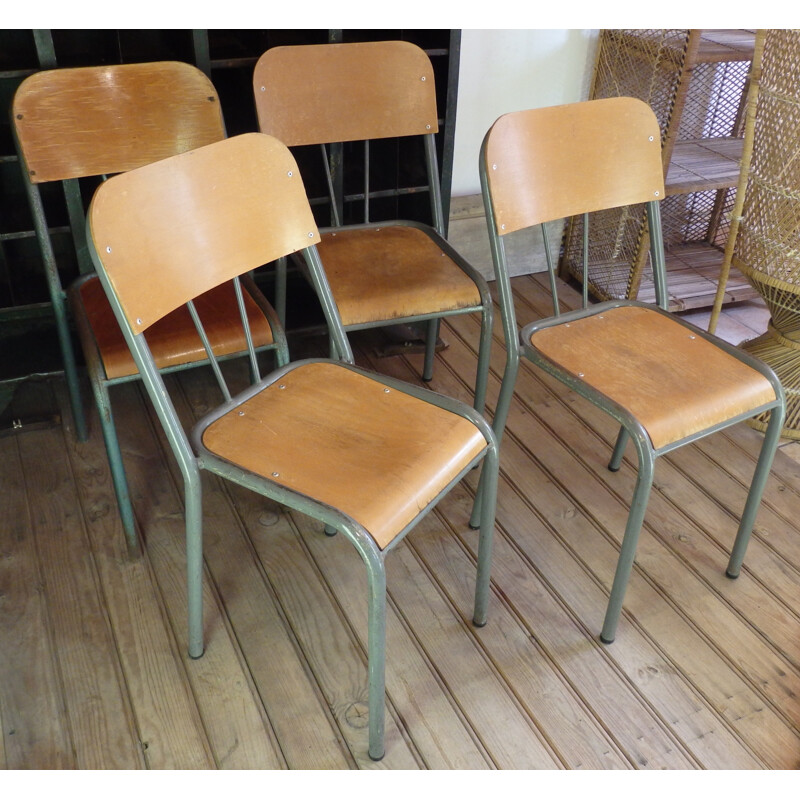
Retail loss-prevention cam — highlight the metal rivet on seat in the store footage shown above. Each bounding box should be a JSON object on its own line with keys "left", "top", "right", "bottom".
{"left": 649, "top": 135, "right": 654, "bottom": 142}
{"left": 106, "top": 246, "right": 112, "bottom": 253}
{"left": 689, "top": 334, "right": 696, "bottom": 340}
{"left": 136, "top": 318, "right": 142, "bottom": 325}
{"left": 578, "top": 372, "right": 585, "bottom": 377}
{"left": 272, "top": 472, "right": 279, "bottom": 477}
{"left": 421, "top": 76, "right": 426, "bottom": 81}
{"left": 287, "top": 170, "right": 293, "bottom": 177}
{"left": 308, "top": 232, "right": 314, "bottom": 237}
{"left": 238, "top": 410, "right": 245, "bottom": 416}
{"left": 278, "top": 384, "right": 286, "bottom": 389}
{"left": 260, "top": 86, "right": 266, "bottom": 92}
{"left": 383, "top": 388, "right": 390, "bottom": 393}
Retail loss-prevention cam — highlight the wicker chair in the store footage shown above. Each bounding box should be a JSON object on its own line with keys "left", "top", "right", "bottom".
{"left": 715, "top": 30, "right": 800, "bottom": 438}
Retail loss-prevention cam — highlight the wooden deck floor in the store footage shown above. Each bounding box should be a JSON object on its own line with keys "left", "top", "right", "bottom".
{"left": 2, "top": 273, "right": 800, "bottom": 771}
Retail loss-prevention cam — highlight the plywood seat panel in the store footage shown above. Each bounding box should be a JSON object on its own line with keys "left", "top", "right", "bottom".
{"left": 79, "top": 276, "right": 274, "bottom": 380}
{"left": 200, "top": 361, "right": 487, "bottom": 549}
{"left": 316, "top": 226, "right": 482, "bottom": 326}
{"left": 529, "top": 305, "right": 777, "bottom": 450}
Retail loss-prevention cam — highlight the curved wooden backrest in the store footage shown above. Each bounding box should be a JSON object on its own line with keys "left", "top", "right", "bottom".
{"left": 13, "top": 61, "right": 225, "bottom": 183}
{"left": 253, "top": 40, "right": 438, "bottom": 146}
{"left": 88, "top": 133, "right": 320, "bottom": 333}
{"left": 483, "top": 97, "right": 665, "bottom": 234}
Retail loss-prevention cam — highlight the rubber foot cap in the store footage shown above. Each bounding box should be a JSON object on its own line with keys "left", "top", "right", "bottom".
{"left": 725, "top": 569, "right": 739, "bottom": 579}
{"left": 599, "top": 635, "right": 614, "bottom": 645}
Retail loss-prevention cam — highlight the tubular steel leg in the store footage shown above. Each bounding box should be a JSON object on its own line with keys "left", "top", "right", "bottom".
{"left": 470, "top": 352, "right": 519, "bottom": 529}
{"left": 91, "top": 379, "right": 138, "bottom": 551}
{"left": 608, "top": 427, "right": 629, "bottom": 472}
{"left": 726, "top": 403, "right": 786, "bottom": 578}
{"left": 185, "top": 471, "right": 204, "bottom": 659}
{"left": 472, "top": 444, "right": 498, "bottom": 627}
{"left": 600, "top": 442, "right": 655, "bottom": 644}
{"left": 363, "top": 549, "right": 388, "bottom": 761}
{"left": 422, "top": 318, "right": 439, "bottom": 382}
{"left": 472, "top": 305, "right": 493, "bottom": 416}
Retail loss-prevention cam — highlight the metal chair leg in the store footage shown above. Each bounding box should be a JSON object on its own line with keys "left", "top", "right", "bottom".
{"left": 185, "top": 469, "right": 204, "bottom": 659}
{"left": 473, "top": 304, "right": 493, "bottom": 417}
{"left": 469, "top": 350, "right": 519, "bottom": 530}
{"left": 600, "top": 439, "right": 655, "bottom": 644}
{"left": 91, "top": 378, "right": 138, "bottom": 551}
{"left": 608, "top": 426, "right": 629, "bottom": 472}
{"left": 363, "top": 547, "right": 388, "bottom": 761}
{"left": 473, "top": 443, "right": 499, "bottom": 627}
{"left": 422, "top": 318, "right": 439, "bottom": 382}
{"left": 726, "top": 403, "right": 786, "bottom": 578}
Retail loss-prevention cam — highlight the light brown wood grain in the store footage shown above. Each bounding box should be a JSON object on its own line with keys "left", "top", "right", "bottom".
{"left": 530, "top": 305, "right": 776, "bottom": 450}
{"left": 484, "top": 97, "right": 664, "bottom": 235}
{"left": 253, "top": 40, "right": 438, "bottom": 146}
{"left": 13, "top": 61, "right": 224, "bottom": 183}
{"left": 317, "top": 227, "right": 482, "bottom": 326}
{"left": 201, "top": 361, "right": 486, "bottom": 550}
{"left": 89, "top": 133, "right": 319, "bottom": 334}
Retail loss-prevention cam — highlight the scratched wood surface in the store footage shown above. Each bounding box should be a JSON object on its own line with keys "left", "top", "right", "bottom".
{"left": 1, "top": 273, "right": 799, "bottom": 770}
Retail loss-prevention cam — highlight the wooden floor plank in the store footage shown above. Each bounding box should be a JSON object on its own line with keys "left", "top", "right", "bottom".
{"left": 14, "top": 420, "right": 145, "bottom": 769}
{"left": 356, "top": 341, "right": 669, "bottom": 769}
{"left": 74, "top": 379, "right": 285, "bottom": 770}
{"left": 294, "top": 510, "right": 495, "bottom": 770}
{"left": 390, "top": 326, "right": 765, "bottom": 769}
{"left": 152, "top": 370, "right": 358, "bottom": 769}
{"left": 438, "top": 308, "right": 800, "bottom": 767}
{"left": 4, "top": 272, "right": 800, "bottom": 770}
{"left": 0, "top": 434, "right": 73, "bottom": 769}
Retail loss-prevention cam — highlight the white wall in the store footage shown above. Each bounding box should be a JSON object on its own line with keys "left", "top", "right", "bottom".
{"left": 451, "top": 29, "right": 600, "bottom": 198}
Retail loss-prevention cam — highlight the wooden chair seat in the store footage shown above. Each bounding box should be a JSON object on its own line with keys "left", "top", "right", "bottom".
{"left": 78, "top": 276, "right": 275, "bottom": 380}
{"left": 316, "top": 225, "right": 483, "bottom": 327}
{"left": 199, "top": 361, "right": 488, "bottom": 550}
{"left": 529, "top": 305, "right": 777, "bottom": 450}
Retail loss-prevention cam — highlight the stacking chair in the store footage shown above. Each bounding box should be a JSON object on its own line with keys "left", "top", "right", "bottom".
{"left": 85, "top": 132, "right": 498, "bottom": 761}
{"left": 478, "top": 97, "right": 785, "bottom": 644}
{"left": 12, "top": 62, "right": 287, "bottom": 551}
{"left": 253, "top": 40, "right": 492, "bottom": 413}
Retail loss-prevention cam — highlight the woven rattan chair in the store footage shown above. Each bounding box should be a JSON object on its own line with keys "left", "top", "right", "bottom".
{"left": 252, "top": 40, "right": 493, "bottom": 413}
{"left": 476, "top": 97, "right": 785, "bottom": 644}
{"left": 12, "top": 62, "right": 287, "bottom": 551}
{"left": 713, "top": 30, "right": 800, "bottom": 438}
{"left": 85, "top": 132, "right": 498, "bottom": 761}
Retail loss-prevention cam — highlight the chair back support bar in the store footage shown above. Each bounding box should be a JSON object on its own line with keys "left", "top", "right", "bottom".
{"left": 87, "top": 133, "right": 320, "bottom": 335}
{"left": 253, "top": 41, "right": 438, "bottom": 146}
{"left": 482, "top": 97, "right": 664, "bottom": 234}
{"left": 13, "top": 61, "right": 225, "bottom": 183}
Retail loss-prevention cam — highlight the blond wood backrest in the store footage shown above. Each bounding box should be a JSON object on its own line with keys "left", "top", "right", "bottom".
{"left": 483, "top": 97, "right": 664, "bottom": 235}
{"left": 253, "top": 41, "right": 438, "bottom": 146}
{"left": 13, "top": 61, "right": 225, "bottom": 183}
{"left": 88, "top": 133, "right": 320, "bottom": 334}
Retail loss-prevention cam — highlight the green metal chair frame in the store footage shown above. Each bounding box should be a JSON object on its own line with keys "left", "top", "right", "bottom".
{"left": 476, "top": 97, "right": 785, "bottom": 644}
{"left": 253, "top": 40, "right": 493, "bottom": 414}
{"left": 85, "top": 132, "right": 498, "bottom": 762}
{"left": 12, "top": 61, "right": 288, "bottom": 552}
